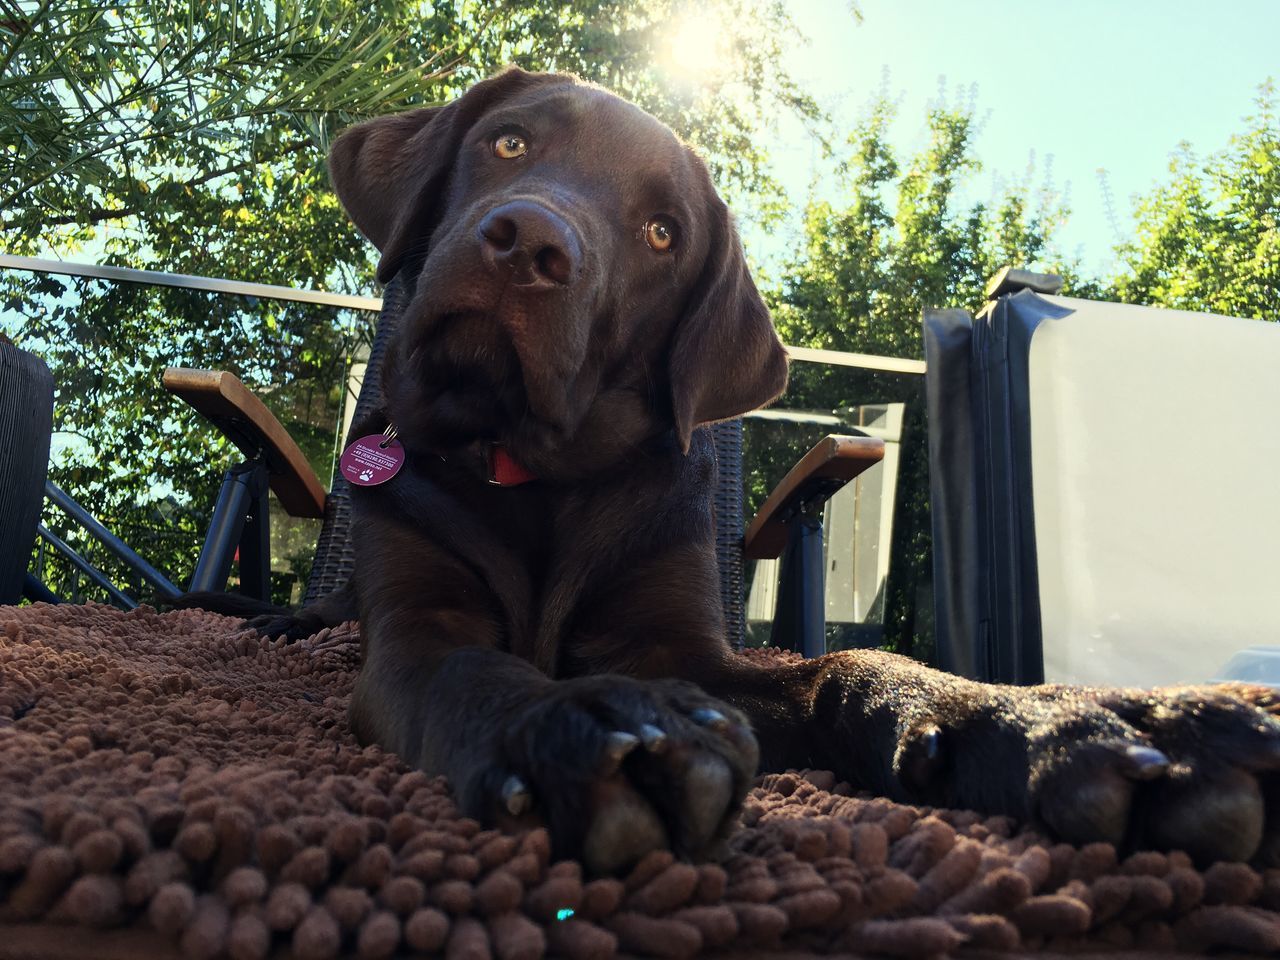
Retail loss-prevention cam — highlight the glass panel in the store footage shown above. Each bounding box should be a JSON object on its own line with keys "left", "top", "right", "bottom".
{"left": 741, "top": 359, "right": 932, "bottom": 660}
{"left": 0, "top": 270, "right": 373, "bottom": 606}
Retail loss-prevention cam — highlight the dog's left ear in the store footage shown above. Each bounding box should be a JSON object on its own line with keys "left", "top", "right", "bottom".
{"left": 667, "top": 197, "right": 789, "bottom": 453}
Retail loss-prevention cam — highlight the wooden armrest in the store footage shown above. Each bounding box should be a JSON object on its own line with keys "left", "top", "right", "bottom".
{"left": 743, "top": 435, "right": 885, "bottom": 560}
{"left": 163, "top": 367, "right": 326, "bottom": 519}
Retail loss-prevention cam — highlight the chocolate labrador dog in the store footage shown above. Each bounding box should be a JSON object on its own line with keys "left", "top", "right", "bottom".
{"left": 262, "top": 67, "right": 1280, "bottom": 874}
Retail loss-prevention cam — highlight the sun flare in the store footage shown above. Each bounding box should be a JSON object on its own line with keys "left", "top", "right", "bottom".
{"left": 661, "top": 7, "right": 735, "bottom": 87}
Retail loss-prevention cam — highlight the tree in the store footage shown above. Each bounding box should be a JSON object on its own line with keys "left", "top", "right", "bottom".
{"left": 2, "top": 0, "right": 813, "bottom": 254}
{"left": 1, "top": 0, "right": 816, "bottom": 603}
{"left": 763, "top": 92, "right": 1091, "bottom": 658}
{"left": 772, "top": 93, "right": 1093, "bottom": 359}
{"left": 1109, "top": 82, "right": 1279, "bottom": 321}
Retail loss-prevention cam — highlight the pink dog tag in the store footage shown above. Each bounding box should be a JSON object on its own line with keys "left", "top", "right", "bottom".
{"left": 340, "top": 434, "right": 405, "bottom": 486}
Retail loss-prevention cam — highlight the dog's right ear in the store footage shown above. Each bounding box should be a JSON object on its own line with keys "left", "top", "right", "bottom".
{"left": 328, "top": 106, "right": 442, "bottom": 281}
{"left": 328, "top": 67, "right": 572, "bottom": 283}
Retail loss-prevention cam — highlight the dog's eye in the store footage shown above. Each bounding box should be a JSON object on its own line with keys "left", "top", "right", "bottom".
{"left": 493, "top": 133, "right": 528, "bottom": 160}
{"left": 644, "top": 217, "right": 676, "bottom": 252}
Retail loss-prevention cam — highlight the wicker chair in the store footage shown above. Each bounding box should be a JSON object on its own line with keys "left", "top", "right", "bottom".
{"left": 164, "top": 274, "right": 883, "bottom": 653}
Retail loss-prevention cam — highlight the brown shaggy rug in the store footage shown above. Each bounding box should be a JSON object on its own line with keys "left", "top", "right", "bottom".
{"left": 2, "top": 602, "right": 1280, "bottom": 959}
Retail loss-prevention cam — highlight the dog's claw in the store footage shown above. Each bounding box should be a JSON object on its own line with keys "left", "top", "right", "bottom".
{"left": 895, "top": 722, "right": 945, "bottom": 795}
{"left": 640, "top": 723, "right": 668, "bottom": 753}
{"left": 1122, "top": 744, "right": 1170, "bottom": 780}
{"left": 502, "top": 775, "right": 532, "bottom": 816}
{"left": 922, "top": 725, "right": 940, "bottom": 759}
{"left": 691, "top": 708, "right": 730, "bottom": 732}
{"left": 601, "top": 731, "right": 641, "bottom": 775}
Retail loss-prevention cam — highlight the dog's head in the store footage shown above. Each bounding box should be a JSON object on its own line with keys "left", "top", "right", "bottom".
{"left": 330, "top": 67, "right": 788, "bottom": 475}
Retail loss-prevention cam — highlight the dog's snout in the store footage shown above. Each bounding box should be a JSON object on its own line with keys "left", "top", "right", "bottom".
{"left": 478, "top": 201, "right": 582, "bottom": 288}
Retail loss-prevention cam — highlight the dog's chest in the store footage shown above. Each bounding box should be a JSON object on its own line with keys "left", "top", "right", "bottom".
{"left": 373, "top": 436, "right": 710, "bottom": 671}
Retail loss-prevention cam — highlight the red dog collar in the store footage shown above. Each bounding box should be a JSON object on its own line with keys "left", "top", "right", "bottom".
{"left": 364, "top": 421, "right": 537, "bottom": 487}
{"left": 489, "top": 444, "right": 537, "bottom": 486}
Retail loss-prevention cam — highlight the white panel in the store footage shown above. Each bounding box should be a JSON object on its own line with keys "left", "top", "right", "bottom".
{"left": 825, "top": 482, "right": 858, "bottom": 622}
{"left": 746, "top": 557, "right": 780, "bottom": 622}
{"left": 342, "top": 361, "right": 368, "bottom": 442}
{"left": 1029, "top": 296, "right": 1280, "bottom": 687}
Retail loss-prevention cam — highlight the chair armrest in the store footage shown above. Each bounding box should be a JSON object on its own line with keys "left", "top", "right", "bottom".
{"left": 743, "top": 435, "right": 884, "bottom": 559}
{"left": 162, "top": 367, "right": 326, "bottom": 519}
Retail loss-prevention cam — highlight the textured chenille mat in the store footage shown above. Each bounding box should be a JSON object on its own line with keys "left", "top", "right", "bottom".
{"left": 2, "top": 603, "right": 1280, "bottom": 959}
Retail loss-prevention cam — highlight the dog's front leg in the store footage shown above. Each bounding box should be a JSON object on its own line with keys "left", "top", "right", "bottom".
{"left": 690, "top": 648, "right": 1280, "bottom": 864}
{"left": 354, "top": 637, "right": 760, "bottom": 873}
{"left": 350, "top": 542, "right": 758, "bottom": 874}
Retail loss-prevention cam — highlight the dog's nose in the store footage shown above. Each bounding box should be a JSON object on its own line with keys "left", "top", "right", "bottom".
{"left": 478, "top": 201, "right": 582, "bottom": 288}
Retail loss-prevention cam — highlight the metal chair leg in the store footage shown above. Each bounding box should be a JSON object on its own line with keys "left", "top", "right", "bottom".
{"left": 237, "top": 467, "right": 272, "bottom": 602}
{"left": 189, "top": 459, "right": 271, "bottom": 598}
{"left": 770, "top": 500, "right": 827, "bottom": 658}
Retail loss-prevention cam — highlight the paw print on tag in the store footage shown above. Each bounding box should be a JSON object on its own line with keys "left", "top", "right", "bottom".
{"left": 340, "top": 435, "right": 405, "bottom": 487}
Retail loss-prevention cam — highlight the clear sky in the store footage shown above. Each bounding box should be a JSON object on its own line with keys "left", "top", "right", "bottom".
{"left": 745, "top": 0, "right": 1280, "bottom": 278}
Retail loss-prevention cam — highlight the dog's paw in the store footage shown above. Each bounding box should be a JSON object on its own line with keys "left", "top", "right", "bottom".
{"left": 474, "top": 675, "right": 758, "bottom": 874}
{"left": 1094, "top": 683, "right": 1280, "bottom": 865}
{"left": 242, "top": 612, "right": 318, "bottom": 641}
{"left": 902, "top": 680, "right": 1280, "bottom": 865}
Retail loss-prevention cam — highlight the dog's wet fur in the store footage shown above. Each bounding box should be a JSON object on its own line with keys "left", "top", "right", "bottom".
{"left": 218, "top": 68, "right": 1280, "bottom": 874}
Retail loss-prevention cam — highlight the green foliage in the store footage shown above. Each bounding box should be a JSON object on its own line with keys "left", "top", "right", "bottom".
{"left": 1109, "top": 82, "right": 1279, "bottom": 321}
{"left": 17, "top": 272, "right": 360, "bottom": 604}
{"left": 2, "top": 0, "right": 812, "bottom": 251}
{"left": 772, "top": 93, "right": 1093, "bottom": 360}
{"left": 1, "top": 0, "right": 459, "bottom": 251}
{"left": 0, "top": 0, "right": 813, "bottom": 603}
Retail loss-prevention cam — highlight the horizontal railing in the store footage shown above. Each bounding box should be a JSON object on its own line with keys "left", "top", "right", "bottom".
{"left": 0, "top": 254, "right": 928, "bottom": 375}
{"left": 0, "top": 254, "right": 384, "bottom": 312}
{"left": 784, "top": 345, "right": 925, "bottom": 375}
